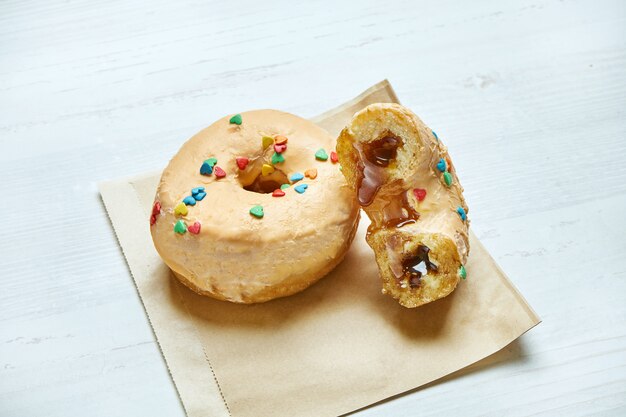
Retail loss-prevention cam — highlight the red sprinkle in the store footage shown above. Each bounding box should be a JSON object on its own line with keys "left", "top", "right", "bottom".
{"left": 330, "top": 151, "right": 339, "bottom": 163}
{"left": 272, "top": 189, "right": 285, "bottom": 197}
{"left": 188, "top": 221, "right": 201, "bottom": 234}
{"left": 150, "top": 201, "right": 161, "bottom": 225}
{"left": 413, "top": 188, "right": 427, "bottom": 202}
{"left": 214, "top": 166, "right": 226, "bottom": 178}
{"left": 236, "top": 157, "right": 249, "bottom": 170}
{"left": 274, "top": 143, "right": 287, "bottom": 153}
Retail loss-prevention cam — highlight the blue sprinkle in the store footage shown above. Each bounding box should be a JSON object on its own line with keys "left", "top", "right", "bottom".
{"left": 200, "top": 162, "right": 213, "bottom": 175}
{"left": 436, "top": 158, "right": 447, "bottom": 172}
{"left": 432, "top": 130, "right": 439, "bottom": 141}
{"left": 194, "top": 192, "right": 206, "bottom": 201}
{"left": 457, "top": 206, "right": 467, "bottom": 221}
{"left": 183, "top": 196, "right": 197, "bottom": 206}
{"left": 290, "top": 172, "right": 304, "bottom": 182}
{"left": 294, "top": 184, "right": 308, "bottom": 194}
{"left": 191, "top": 187, "right": 205, "bottom": 195}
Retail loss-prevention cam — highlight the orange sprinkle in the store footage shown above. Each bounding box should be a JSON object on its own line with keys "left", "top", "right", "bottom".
{"left": 274, "top": 135, "right": 288, "bottom": 145}
{"left": 304, "top": 168, "right": 318, "bottom": 179}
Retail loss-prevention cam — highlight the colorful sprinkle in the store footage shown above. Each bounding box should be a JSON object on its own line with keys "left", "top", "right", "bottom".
{"left": 194, "top": 192, "right": 206, "bottom": 201}
{"left": 191, "top": 187, "right": 205, "bottom": 196}
{"left": 274, "top": 135, "right": 288, "bottom": 145}
{"left": 330, "top": 151, "right": 339, "bottom": 163}
{"left": 294, "top": 184, "right": 308, "bottom": 194}
{"left": 315, "top": 148, "right": 328, "bottom": 161}
{"left": 174, "top": 202, "right": 188, "bottom": 217}
{"left": 459, "top": 265, "right": 467, "bottom": 280}
{"left": 150, "top": 201, "right": 161, "bottom": 226}
{"left": 432, "top": 130, "right": 439, "bottom": 141}
{"left": 188, "top": 221, "right": 201, "bottom": 235}
{"left": 205, "top": 158, "right": 217, "bottom": 167}
{"left": 446, "top": 157, "right": 454, "bottom": 173}
{"left": 236, "top": 157, "right": 249, "bottom": 170}
{"left": 229, "top": 114, "right": 242, "bottom": 125}
{"left": 262, "top": 164, "right": 275, "bottom": 176}
{"left": 174, "top": 220, "right": 187, "bottom": 234}
{"left": 250, "top": 205, "right": 264, "bottom": 218}
{"left": 443, "top": 171, "right": 452, "bottom": 186}
{"left": 280, "top": 183, "right": 290, "bottom": 190}
{"left": 262, "top": 136, "right": 274, "bottom": 149}
{"left": 457, "top": 206, "right": 467, "bottom": 221}
{"left": 304, "top": 168, "right": 317, "bottom": 179}
{"left": 274, "top": 143, "right": 287, "bottom": 153}
{"left": 214, "top": 166, "right": 226, "bottom": 178}
{"left": 436, "top": 158, "right": 447, "bottom": 172}
{"left": 271, "top": 152, "right": 285, "bottom": 164}
{"left": 272, "top": 189, "right": 285, "bottom": 197}
{"left": 413, "top": 188, "right": 427, "bottom": 202}
{"left": 289, "top": 172, "right": 304, "bottom": 182}
{"left": 200, "top": 161, "right": 213, "bottom": 175}
{"left": 183, "top": 196, "right": 197, "bottom": 206}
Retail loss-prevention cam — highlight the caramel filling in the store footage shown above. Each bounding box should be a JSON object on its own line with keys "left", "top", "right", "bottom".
{"left": 354, "top": 132, "right": 402, "bottom": 206}
{"left": 363, "top": 134, "right": 400, "bottom": 167}
{"left": 402, "top": 245, "right": 438, "bottom": 288}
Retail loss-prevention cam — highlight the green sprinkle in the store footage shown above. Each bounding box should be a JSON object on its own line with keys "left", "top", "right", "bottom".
{"left": 229, "top": 114, "right": 242, "bottom": 125}
{"left": 280, "top": 183, "right": 290, "bottom": 190}
{"left": 459, "top": 265, "right": 467, "bottom": 280}
{"left": 205, "top": 157, "right": 217, "bottom": 167}
{"left": 315, "top": 148, "right": 328, "bottom": 161}
{"left": 271, "top": 152, "right": 285, "bottom": 164}
{"left": 249, "top": 205, "right": 264, "bottom": 218}
{"left": 174, "top": 220, "right": 187, "bottom": 234}
{"left": 443, "top": 171, "right": 452, "bottom": 186}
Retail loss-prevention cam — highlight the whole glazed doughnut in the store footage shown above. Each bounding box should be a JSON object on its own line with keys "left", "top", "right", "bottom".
{"left": 150, "top": 110, "right": 360, "bottom": 303}
{"left": 336, "top": 103, "right": 470, "bottom": 308}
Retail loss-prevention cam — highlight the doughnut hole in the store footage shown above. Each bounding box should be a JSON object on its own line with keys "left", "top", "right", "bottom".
{"left": 238, "top": 158, "right": 290, "bottom": 194}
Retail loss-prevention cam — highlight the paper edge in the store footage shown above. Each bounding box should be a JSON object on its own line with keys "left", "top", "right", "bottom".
{"left": 310, "top": 79, "right": 400, "bottom": 124}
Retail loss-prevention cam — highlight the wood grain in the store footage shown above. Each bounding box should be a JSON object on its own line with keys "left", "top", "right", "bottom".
{"left": 1, "top": 0, "right": 625, "bottom": 415}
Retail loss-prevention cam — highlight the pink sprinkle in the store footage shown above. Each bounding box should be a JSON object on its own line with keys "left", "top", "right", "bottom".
{"left": 413, "top": 188, "right": 427, "bottom": 202}
{"left": 236, "top": 157, "right": 249, "bottom": 170}
{"left": 150, "top": 201, "right": 161, "bottom": 225}
{"left": 330, "top": 151, "right": 338, "bottom": 163}
{"left": 214, "top": 166, "right": 226, "bottom": 178}
{"left": 274, "top": 143, "right": 287, "bottom": 153}
{"left": 188, "top": 221, "right": 201, "bottom": 234}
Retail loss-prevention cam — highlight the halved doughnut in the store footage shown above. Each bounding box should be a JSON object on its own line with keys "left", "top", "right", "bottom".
{"left": 337, "top": 103, "right": 469, "bottom": 308}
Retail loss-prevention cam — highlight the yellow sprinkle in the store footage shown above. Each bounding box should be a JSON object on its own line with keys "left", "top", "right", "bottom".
{"left": 261, "top": 164, "right": 275, "bottom": 176}
{"left": 174, "top": 202, "right": 188, "bottom": 217}
{"left": 262, "top": 136, "right": 274, "bottom": 149}
{"left": 304, "top": 168, "right": 318, "bottom": 179}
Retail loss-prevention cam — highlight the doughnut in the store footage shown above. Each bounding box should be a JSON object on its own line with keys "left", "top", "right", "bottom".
{"left": 336, "top": 103, "right": 470, "bottom": 308}
{"left": 150, "top": 110, "right": 360, "bottom": 303}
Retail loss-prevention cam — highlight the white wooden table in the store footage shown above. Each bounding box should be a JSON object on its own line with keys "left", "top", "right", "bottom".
{"left": 1, "top": 0, "right": 625, "bottom": 415}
